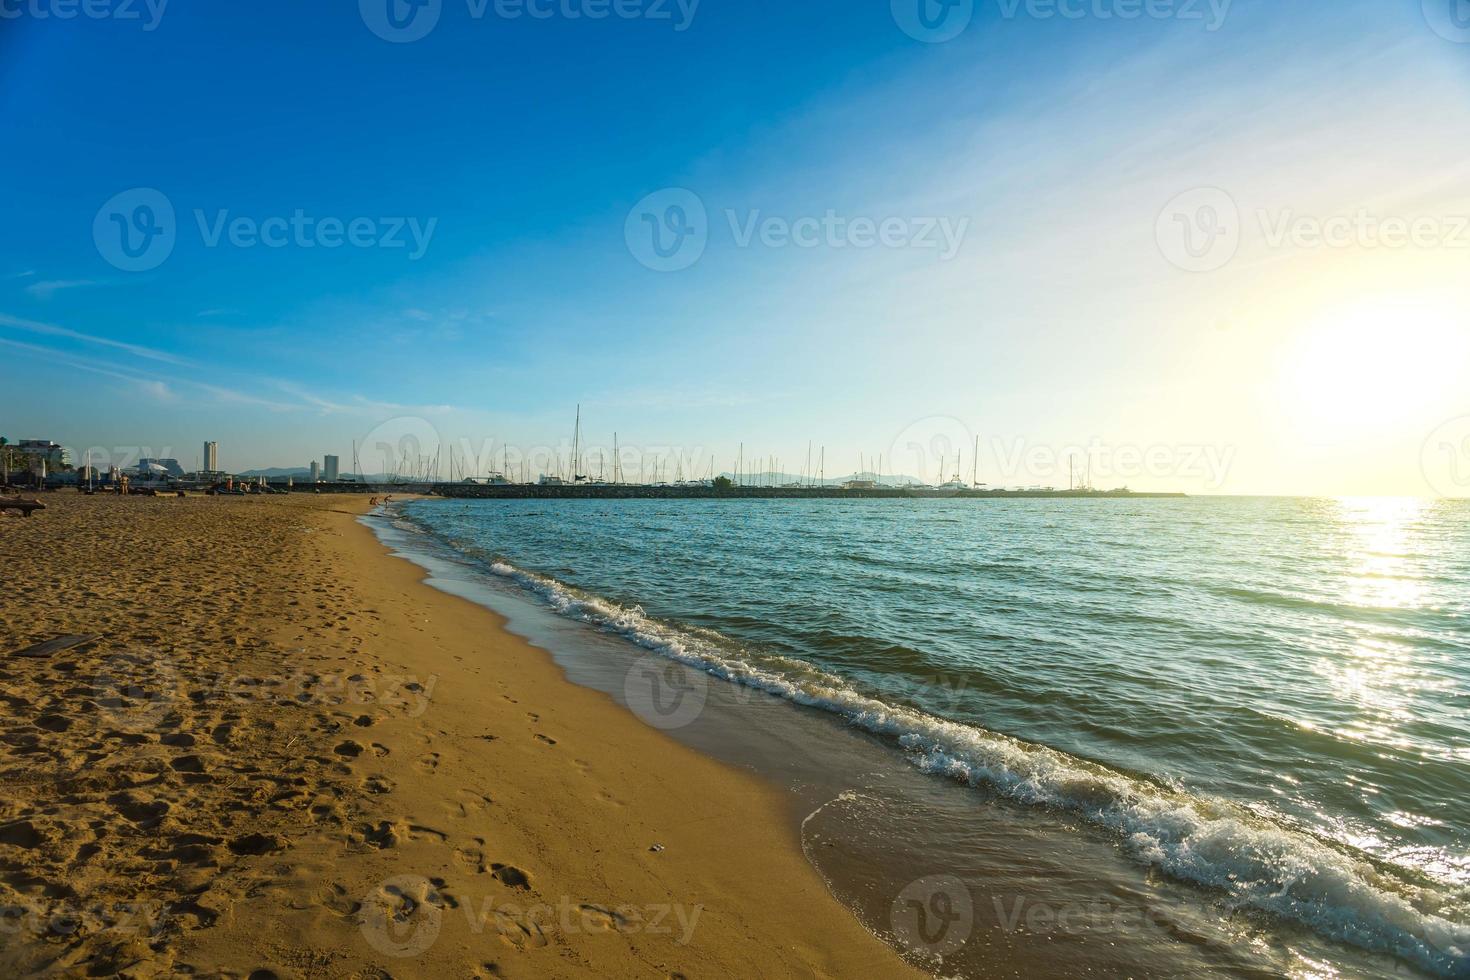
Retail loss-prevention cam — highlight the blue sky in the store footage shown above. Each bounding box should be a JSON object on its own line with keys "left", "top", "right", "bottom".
{"left": 3, "top": 0, "right": 1469, "bottom": 493}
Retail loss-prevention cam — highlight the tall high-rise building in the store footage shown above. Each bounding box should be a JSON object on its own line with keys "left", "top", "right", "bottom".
{"left": 309, "top": 460, "right": 320, "bottom": 483}
{"left": 203, "top": 441, "right": 218, "bottom": 472}
{"left": 323, "top": 455, "right": 340, "bottom": 482}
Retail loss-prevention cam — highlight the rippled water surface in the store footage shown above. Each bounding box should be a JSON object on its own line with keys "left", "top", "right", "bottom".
{"left": 401, "top": 495, "right": 1470, "bottom": 976}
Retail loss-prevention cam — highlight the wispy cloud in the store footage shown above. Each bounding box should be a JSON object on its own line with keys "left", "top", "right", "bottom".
{"left": 0, "top": 336, "right": 288, "bottom": 411}
{"left": 135, "top": 379, "right": 177, "bottom": 403}
{"left": 192, "top": 381, "right": 295, "bottom": 411}
{"left": 272, "top": 380, "right": 458, "bottom": 418}
{"left": 0, "top": 312, "right": 187, "bottom": 365}
{"left": 0, "top": 336, "right": 169, "bottom": 388}
{"left": 25, "top": 279, "right": 98, "bottom": 300}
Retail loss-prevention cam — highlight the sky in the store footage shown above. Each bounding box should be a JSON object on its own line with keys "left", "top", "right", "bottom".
{"left": 2, "top": 0, "right": 1469, "bottom": 494}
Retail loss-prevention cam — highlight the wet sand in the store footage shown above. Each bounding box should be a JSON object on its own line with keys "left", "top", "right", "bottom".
{"left": 0, "top": 493, "right": 920, "bottom": 978}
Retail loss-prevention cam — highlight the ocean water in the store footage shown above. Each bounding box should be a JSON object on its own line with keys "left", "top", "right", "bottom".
{"left": 395, "top": 495, "right": 1470, "bottom": 977}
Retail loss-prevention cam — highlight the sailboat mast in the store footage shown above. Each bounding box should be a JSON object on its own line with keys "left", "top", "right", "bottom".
{"left": 572, "top": 405, "right": 581, "bottom": 481}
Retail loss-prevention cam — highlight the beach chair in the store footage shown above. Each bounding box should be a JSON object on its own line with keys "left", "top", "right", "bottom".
{"left": 0, "top": 498, "right": 45, "bottom": 518}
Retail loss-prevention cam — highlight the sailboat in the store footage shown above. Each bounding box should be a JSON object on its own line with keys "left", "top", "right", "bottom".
{"left": 937, "top": 453, "right": 969, "bottom": 490}
{"left": 542, "top": 405, "right": 593, "bottom": 485}
{"left": 570, "top": 404, "right": 592, "bottom": 485}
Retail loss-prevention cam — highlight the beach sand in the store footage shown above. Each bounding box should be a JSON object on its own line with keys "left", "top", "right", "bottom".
{"left": 0, "top": 493, "right": 922, "bottom": 978}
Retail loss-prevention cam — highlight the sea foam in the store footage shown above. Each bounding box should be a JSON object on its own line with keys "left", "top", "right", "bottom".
{"left": 480, "top": 557, "right": 1468, "bottom": 977}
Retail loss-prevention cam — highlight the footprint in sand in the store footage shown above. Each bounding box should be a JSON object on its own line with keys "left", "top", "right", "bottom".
{"left": 453, "top": 841, "right": 488, "bottom": 873}
{"left": 576, "top": 904, "right": 629, "bottom": 932}
{"left": 453, "top": 789, "right": 492, "bottom": 813}
{"left": 490, "top": 863, "right": 531, "bottom": 891}
{"left": 494, "top": 914, "right": 548, "bottom": 950}
{"left": 362, "top": 821, "right": 446, "bottom": 849}
{"left": 228, "top": 832, "right": 288, "bottom": 856}
{"left": 0, "top": 819, "right": 49, "bottom": 849}
{"left": 363, "top": 820, "right": 401, "bottom": 849}
{"left": 318, "top": 882, "right": 360, "bottom": 917}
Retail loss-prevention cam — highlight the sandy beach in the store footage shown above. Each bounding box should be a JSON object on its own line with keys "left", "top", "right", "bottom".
{"left": 0, "top": 493, "right": 921, "bottom": 978}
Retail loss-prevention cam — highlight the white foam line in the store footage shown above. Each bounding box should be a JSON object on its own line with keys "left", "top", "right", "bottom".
{"left": 470, "top": 554, "right": 1466, "bottom": 976}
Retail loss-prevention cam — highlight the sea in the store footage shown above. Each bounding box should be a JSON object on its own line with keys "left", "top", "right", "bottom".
{"left": 368, "top": 496, "right": 1469, "bottom": 979}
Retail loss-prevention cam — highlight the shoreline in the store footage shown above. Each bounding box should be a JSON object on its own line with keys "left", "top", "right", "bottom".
{"left": 0, "top": 492, "right": 922, "bottom": 977}
{"left": 376, "top": 495, "right": 1465, "bottom": 980}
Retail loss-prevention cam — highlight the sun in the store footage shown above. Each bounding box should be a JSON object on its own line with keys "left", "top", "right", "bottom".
{"left": 1274, "top": 296, "right": 1469, "bottom": 442}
